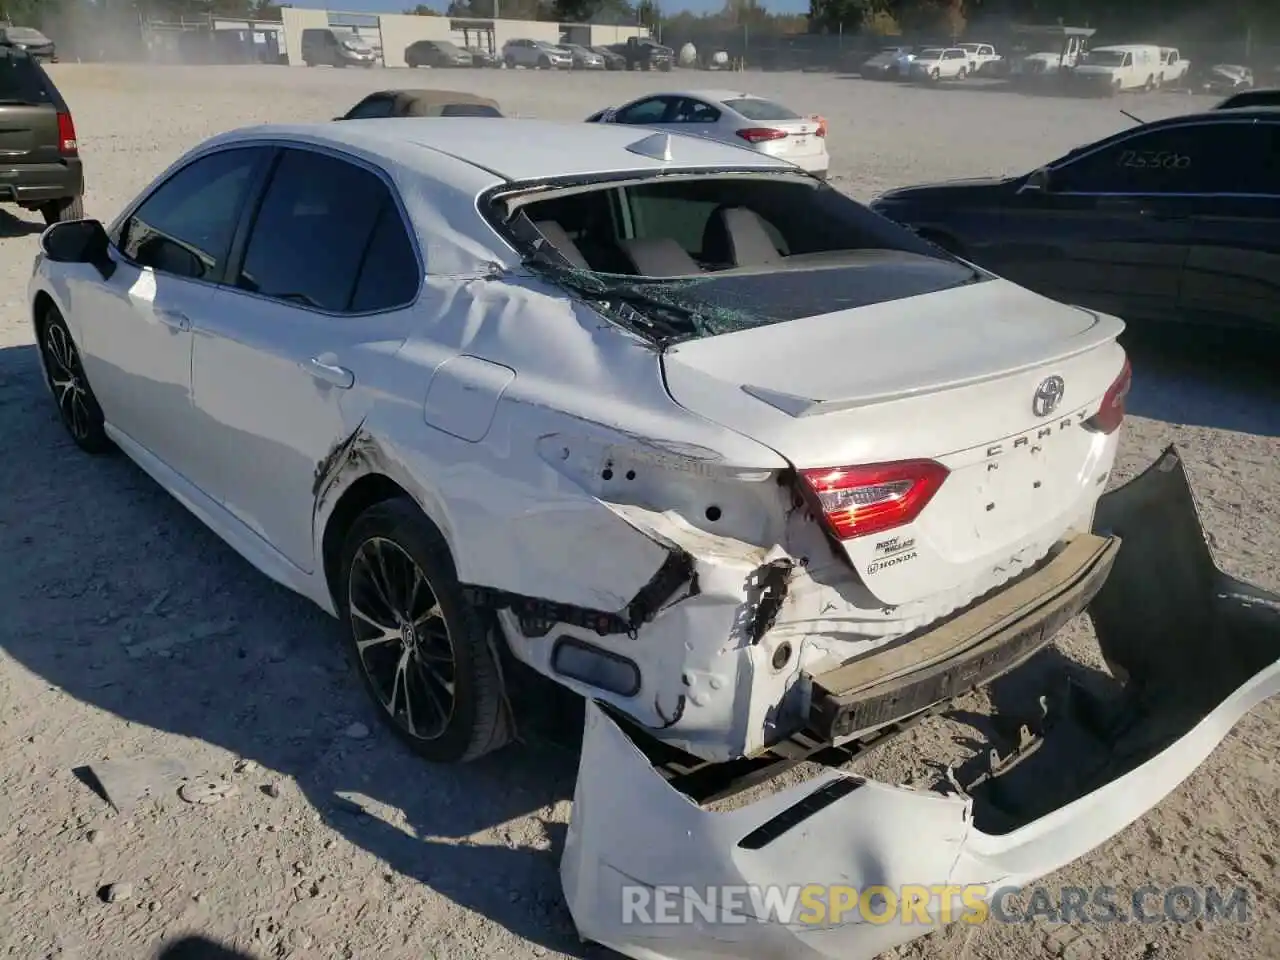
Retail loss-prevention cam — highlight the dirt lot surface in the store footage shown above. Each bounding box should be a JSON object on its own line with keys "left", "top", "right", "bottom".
{"left": 0, "top": 64, "right": 1277, "bottom": 960}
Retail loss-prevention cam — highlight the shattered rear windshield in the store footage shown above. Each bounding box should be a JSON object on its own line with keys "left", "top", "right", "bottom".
{"left": 502, "top": 173, "right": 984, "bottom": 344}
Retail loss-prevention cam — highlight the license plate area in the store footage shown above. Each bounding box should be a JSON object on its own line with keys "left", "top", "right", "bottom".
{"left": 966, "top": 434, "right": 1090, "bottom": 540}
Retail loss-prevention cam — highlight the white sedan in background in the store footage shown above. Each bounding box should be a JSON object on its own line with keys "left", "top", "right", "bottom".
{"left": 910, "top": 46, "right": 973, "bottom": 81}
{"left": 586, "top": 89, "right": 829, "bottom": 178}
{"left": 27, "top": 117, "right": 1279, "bottom": 960}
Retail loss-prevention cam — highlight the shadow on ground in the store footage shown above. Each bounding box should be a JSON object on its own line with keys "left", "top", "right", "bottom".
{"left": 1120, "top": 323, "right": 1280, "bottom": 438}
{"left": 0, "top": 209, "right": 46, "bottom": 238}
{"left": 0, "top": 342, "right": 590, "bottom": 956}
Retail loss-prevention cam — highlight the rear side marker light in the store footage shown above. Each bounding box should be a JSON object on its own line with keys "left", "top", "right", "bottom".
{"left": 56, "top": 112, "right": 78, "bottom": 156}
{"left": 799, "top": 459, "right": 949, "bottom": 541}
{"left": 736, "top": 127, "right": 788, "bottom": 144}
{"left": 1084, "top": 356, "right": 1131, "bottom": 435}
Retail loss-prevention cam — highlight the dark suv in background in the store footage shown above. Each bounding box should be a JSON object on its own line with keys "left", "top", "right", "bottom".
{"left": 0, "top": 41, "right": 83, "bottom": 224}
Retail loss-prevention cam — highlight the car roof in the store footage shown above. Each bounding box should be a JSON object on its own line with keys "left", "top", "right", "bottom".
{"left": 641, "top": 89, "right": 776, "bottom": 104}
{"left": 1154, "top": 106, "right": 1280, "bottom": 122}
{"left": 210, "top": 117, "right": 793, "bottom": 183}
{"left": 366, "top": 89, "right": 501, "bottom": 113}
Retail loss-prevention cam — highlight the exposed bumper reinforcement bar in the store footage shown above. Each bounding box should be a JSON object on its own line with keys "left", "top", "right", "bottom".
{"left": 809, "top": 533, "right": 1121, "bottom": 741}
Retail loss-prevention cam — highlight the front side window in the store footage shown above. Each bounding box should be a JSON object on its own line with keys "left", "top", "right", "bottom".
{"left": 1052, "top": 122, "right": 1274, "bottom": 195}
{"left": 236, "top": 148, "right": 414, "bottom": 312}
{"left": 120, "top": 147, "right": 267, "bottom": 281}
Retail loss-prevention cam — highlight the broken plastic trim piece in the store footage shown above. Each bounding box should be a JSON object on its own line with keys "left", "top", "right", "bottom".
{"left": 463, "top": 549, "right": 695, "bottom": 638}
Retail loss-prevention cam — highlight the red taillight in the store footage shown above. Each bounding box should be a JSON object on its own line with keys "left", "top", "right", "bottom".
{"left": 736, "top": 127, "right": 788, "bottom": 144}
{"left": 811, "top": 115, "right": 828, "bottom": 137}
{"left": 1084, "top": 356, "right": 1131, "bottom": 435}
{"left": 56, "top": 112, "right": 78, "bottom": 157}
{"left": 799, "top": 459, "right": 949, "bottom": 541}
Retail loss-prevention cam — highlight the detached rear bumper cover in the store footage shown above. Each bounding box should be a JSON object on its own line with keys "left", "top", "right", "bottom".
{"left": 561, "top": 446, "right": 1280, "bottom": 960}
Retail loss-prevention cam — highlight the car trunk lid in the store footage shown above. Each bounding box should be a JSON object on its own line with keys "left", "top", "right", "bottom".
{"left": 660, "top": 276, "right": 1127, "bottom": 606}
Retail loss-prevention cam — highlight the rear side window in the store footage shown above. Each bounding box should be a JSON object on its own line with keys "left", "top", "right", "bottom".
{"left": 723, "top": 98, "right": 799, "bottom": 122}
{"left": 120, "top": 147, "right": 268, "bottom": 281}
{"left": 237, "top": 148, "right": 418, "bottom": 312}
{"left": 439, "top": 103, "right": 501, "bottom": 117}
{"left": 0, "top": 48, "right": 50, "bottom": 104}
{"left": 349, "top": 203, "right": 420, "bottom": 311}
{"left": 1053, "top": 122, "right": 1276, "bottom": 195}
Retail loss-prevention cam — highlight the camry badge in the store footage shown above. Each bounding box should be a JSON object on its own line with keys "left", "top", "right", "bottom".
{"left": 1032, "top": 375, "right": 1065, "bottom": 418}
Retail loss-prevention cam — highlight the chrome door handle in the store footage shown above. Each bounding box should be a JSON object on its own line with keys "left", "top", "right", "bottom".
{"left": 305, "top": 357, "right": 354, "bottom": 389}
{"left": 156, "top": 308, "right": 190, "bottom": 332}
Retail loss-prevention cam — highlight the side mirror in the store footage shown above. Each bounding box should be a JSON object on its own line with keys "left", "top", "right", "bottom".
{"left": 41, "top": 218, "right": 116, "bottom": 281}
{"left": 1019, "top": 167, "right": 1053, "bottom": 195}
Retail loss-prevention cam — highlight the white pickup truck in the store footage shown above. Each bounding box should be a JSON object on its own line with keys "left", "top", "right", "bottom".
{"left": 958, "top": 42, "right": 1002, "bottom": 75}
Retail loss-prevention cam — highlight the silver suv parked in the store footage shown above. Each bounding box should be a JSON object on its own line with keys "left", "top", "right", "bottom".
{"left": 502, "top": 38, "right": 572, "bottom": 69}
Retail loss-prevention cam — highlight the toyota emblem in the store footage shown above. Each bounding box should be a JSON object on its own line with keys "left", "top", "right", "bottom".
{"left": 1032, "top": 376, "right": 1065, "bottom": 417}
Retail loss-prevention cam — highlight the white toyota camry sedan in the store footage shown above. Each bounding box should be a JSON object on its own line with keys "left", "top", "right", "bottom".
{"left": 28, "top": 118, "right": 1279, "bottom": 960}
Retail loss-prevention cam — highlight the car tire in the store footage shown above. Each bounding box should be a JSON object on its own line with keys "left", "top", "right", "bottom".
{"left": 37, "top": 303, "right": 113, "bottom": 455}
{"left": 537, "top": 55, "right": 550, "bottom": 69}
{"left": 338, "top": 497, "right": 513, "bottom": 764}
{"left": 41, "top": 196, "right": 84, "bottom": 225}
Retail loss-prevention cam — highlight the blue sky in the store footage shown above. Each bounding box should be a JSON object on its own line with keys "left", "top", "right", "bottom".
{"left": 290, "top": 0, "right": 810, "bottom": 18}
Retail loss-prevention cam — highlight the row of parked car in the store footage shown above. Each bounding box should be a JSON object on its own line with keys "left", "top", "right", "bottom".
{"left": 300, "top": 25, "right": 674, "bottom": 71}
{"left": 861, "top": 40, "right": 1195, "bottom": 93}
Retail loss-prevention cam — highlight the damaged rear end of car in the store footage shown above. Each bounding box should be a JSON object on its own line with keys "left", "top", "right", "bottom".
{"left": 472, "top": 160, "right": 1278, "bottom": 960}
{"left": 560, "top": 447, "right": 1280, "bottom": 960}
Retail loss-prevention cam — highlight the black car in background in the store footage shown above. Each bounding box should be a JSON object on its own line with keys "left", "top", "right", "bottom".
{"left": 404, "top": 39, "right": 473, "bottom": 68}
{"left": 1215, "top": 88, "right": 1280, "bottom": 110}
{"left": 0, "top": 43, "right": 83, "bottom": 224}
{"left": 608, "top": 36, "right": 674, "bottom": 71}
{"left": 467, "top": 45, "right": 500, "bottom": 67}
{"left": 870, "top": 108, "right": 1280, "bottom": 332}
{"left": 0, "top": 25, "right": 55, "bottom": 62}
{"left": 591, "top": 44, "right": 626, "bottom": 70}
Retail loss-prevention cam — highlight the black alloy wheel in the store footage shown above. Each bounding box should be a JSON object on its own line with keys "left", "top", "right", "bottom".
{"left": 339, "top": 498, "right": 511, "bottom": 763}
{"left": 39, "top": 306, "right": 112, "bottom": 454}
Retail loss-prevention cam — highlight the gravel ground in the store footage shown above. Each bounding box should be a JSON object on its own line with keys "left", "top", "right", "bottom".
{"left": 0, "top": 64, "right": 1277, "bottom": 960}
